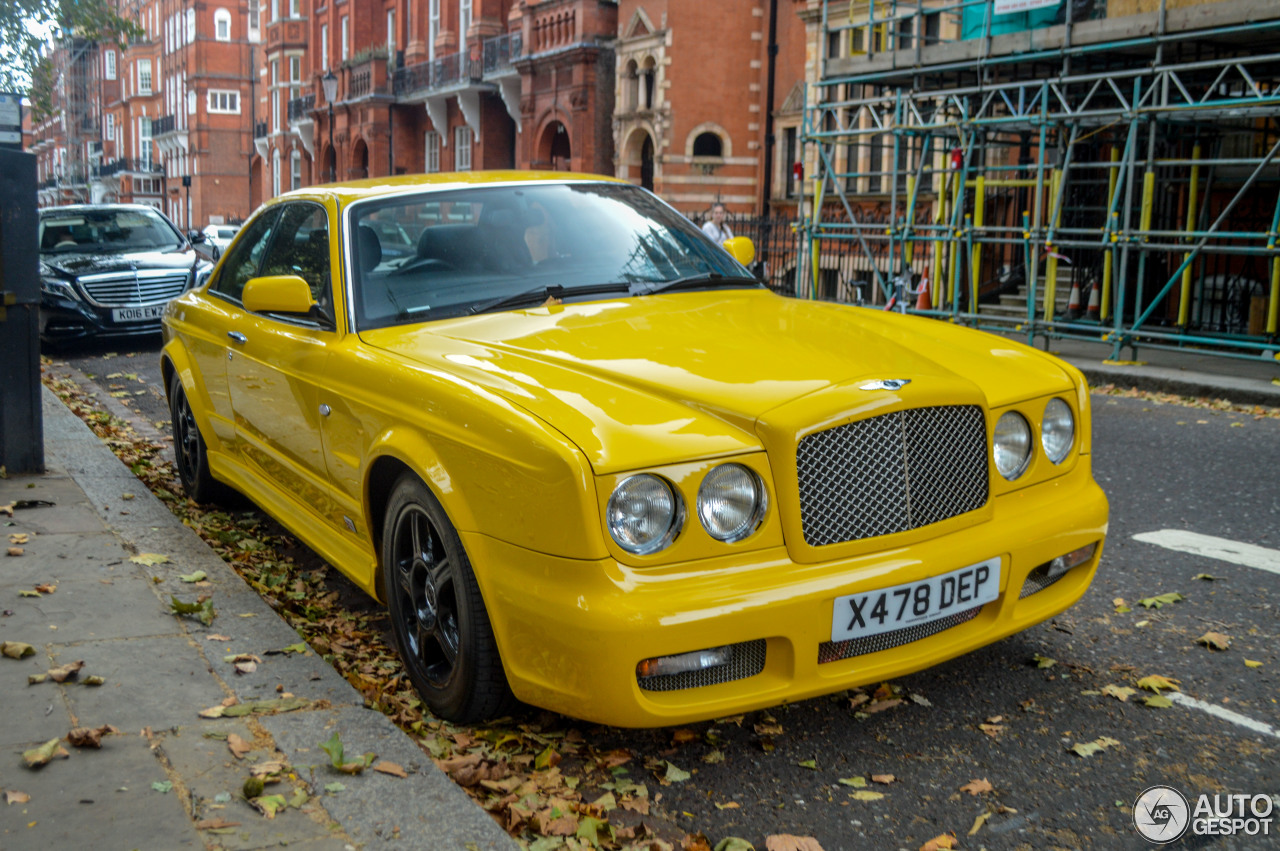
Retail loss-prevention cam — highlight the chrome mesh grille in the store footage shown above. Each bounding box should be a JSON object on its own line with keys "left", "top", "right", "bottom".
{"left": 79, "top": 270, "right": 189, "bottom": 307}
{"left": 1019, "top": 565, "right": 1068, "bottom": 599}
{"left": 637, "top": 639, "right": 766, "bottom": 692}
{"left": 817, "top": 604, "right": 984, "bottom": 664}
{"left": 797, "top": 405, "right": 988, "bottom": 547}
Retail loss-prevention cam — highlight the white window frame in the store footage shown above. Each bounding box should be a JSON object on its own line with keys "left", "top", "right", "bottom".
{"left": 207, "top": 89, "right": 241, "bottom": 113}
{"left": 186, "top": 9, "right": 196, "bottom": 43}
{"left": 387, "top": 8, "right": 395, "bottom": 52}
{"left": 137, "top": 59, "right": 153, "bottom": 95}
{"left": 321, "top": 23, "right": 329, "bottom": 70}
{"left": 454, "top": 125, "right": 471, "bottom": 171}
{"left": 104, "top": 50, "right": 116, "bottom": 80}
{"left": 341, "top": 16, "right": 349, "bottom": 60}
{"left": 138, "top": 117, "right": 153, "bottom": 168}
{"left": 290, "top": 0, "right": 300, "bottom": 17}
{"left": 425, "top": 131, "right": 440, "bottom": 173}
{"left": 290, "top": 55, "right": 301, "bottom": 83}
{"left": 428, "top": 0, "right": 439, "bottom": 61}
{"left": 215, "top": 9, "right": 232, "bottom": 41}
{"left": 291, "top": 150, "right": 302, "bottom": 190}
{"left": 459, "top": 0, "right": 471, "bottom": 40}
{"left": 105, "top": 112, "right": 115, "bottom": 143}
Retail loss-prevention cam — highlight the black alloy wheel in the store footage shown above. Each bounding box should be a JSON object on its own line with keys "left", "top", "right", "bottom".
{"left": 382, "top": 473, "right": 512, "bottom": 723}
{"left": 168, "top": 373, "right": 226, "bottom": 504}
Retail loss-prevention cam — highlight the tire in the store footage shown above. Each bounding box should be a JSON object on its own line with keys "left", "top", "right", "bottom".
{"left": 382, "top": 473, "right": 513, "bottom": 723}
{"left": 169, "top": 373, "right": 229, "bottom": 504}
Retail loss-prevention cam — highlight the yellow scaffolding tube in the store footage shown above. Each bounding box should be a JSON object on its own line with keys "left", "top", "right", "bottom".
{"left": 1043, "top": 168, "right": 1062, "bottom": 324}
{"left": 1177, "top": 145, "right": 1201, "bottom": 327}
{"left": 1101, "top": 148, "right": 1120, "bottom": 321}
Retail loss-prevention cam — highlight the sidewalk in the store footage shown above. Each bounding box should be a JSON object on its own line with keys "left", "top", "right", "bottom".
{"left": 0, "top": 389, "right": 518, "bottom": 851}
{"left": 1, "top": 339, "right": 1275, "bottom": 851}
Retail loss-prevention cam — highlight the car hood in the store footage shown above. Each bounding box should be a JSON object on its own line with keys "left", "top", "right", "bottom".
{"left": 41, "top": 248, "right": 196, "bottom": 279}
{"left": 360, "top": 289, "right": 1075, "bottom": 473}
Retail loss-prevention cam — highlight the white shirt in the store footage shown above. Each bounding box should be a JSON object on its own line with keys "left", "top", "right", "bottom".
{"left": 701, "top": 220, "right": 733, "bottom": 244}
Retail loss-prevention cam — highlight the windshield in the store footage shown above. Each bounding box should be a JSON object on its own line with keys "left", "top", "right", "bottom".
{"left": 350, "top": 182, "right": 755, "bottom": 329}
{"left": 40, "top": 208, "right": 185, "bottom": 255}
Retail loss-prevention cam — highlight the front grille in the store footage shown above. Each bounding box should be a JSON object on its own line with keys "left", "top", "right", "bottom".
{"left": 637, "top": 639, "right": 766, "bottom": 692}
{"left": 79, "top": 269, "right": 189, "bottom": 307}
{"left": 797, "top": 405, "right": 988, "bottom": 547}
{"left": 1019, "top": 565, "right": 1069, "bottom": 599}
{"left": 818, "top": 604, "right": 984, "bottom": 664}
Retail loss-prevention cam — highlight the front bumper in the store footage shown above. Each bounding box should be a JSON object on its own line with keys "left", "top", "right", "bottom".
{"left": 467, "top": 462, "right": 1108, "bottom": 728}
{"left": 40, "top": 293, "right": 167, "bottom": 344}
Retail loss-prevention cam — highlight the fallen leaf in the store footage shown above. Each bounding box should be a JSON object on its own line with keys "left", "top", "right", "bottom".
{"left": 373, "top": 761, "right": 408, "bottom": 778}
{"left": 837, "top": 777, "right": 867, "bottom": 788}
{"left": 206, "top": 634, "right": 232, "bottom": 642}
{"left": 765, "top": 836, "right": 825, "bottom": 851}
{"left": 713, "top": 838, "right": 754, "bottom": 851}
{"left": 663, "top": 761, "right": 691, "bottom": 783}
{"left": 871, "top": 774, "right": 895, "bottom": 784}
{"left": 714, "top": 801, "right": 741, "bottom": 811}
{"left": 47, "top": 660, "right": 85, "bottom": 682}
{"left": 22, "top": 739, "right": 70, "bottom": 767}
{"left": 7, "top": 548, "right": 23, "bottom": 557}
{"left": 1, "top": 640, "right": 36, "bottom": 659}
{"left": 151, "top": 781, "right": 173, "bottom": 793}
{"left": 1244, "top": 659, "right": 1263, "bottom": 668}
{"left": 67, "top": 724, "right": 120, "bottom": 748}
{"left": 226, "top": 734, "right": 252, "bottom": 759}
{"left": 179, "top": 571, "right": 208, "bottom": 583}
{"left": 796, "top": 759, "right": 817, "bottom": 770}
{"left": 81, "top": 675, "right": 105, "bottom": 686}
{"left": 1139, "top": 592, "right": 1183, "bottom": 609}
{"left": 1032, "top": 654, "right": 1056, "bottom": 668}
{"left": 960, "top": 778, "right": 993, "bottom": 795}
{"left": 324, "top": 782, "right": 345, "bottom": 794}
{"left": 1196, "top": 631, "right": 1231, "bottom": 651}
{"left": 1101, "top": 684, "right": 1137, "bottom": 702}
{"left": 864, "top": 698, "right": 904, "bottom": 714}
{"left": 919, "top": 833, "right": 957, "bottom": 851}
{"left": 1070, "top": 736, "right": 1121, "bottom": 757}
{"left": 849, "top": 790, "right": 884, "bottom": 801}
{"left": 1136, "top": 674, "right": 1181, "bottom": 693}
{"left": 672, "top": 728, "right": 699, "bottom": 745}
{"left": 753, "top": 722, "right": 784, "bottom": 736}
{"left": 969, "top": 811, "right": 992, "bottom": 835}
{"left": 250, "top": 793, "right": 287, "bottom": 818}
{"left": 1192, "top": 573, "right": 1221, "bottom": 581}
{"left": 195, "top": 818, "right": 242, "bottom": 830}
{"left": 703, "top": 749, "right": 725, "bottom": 764}
{"left": 170, "top": 596, "right": 216, "bottom": 626}
{"left": 1144, "top": 695, "right": 1174, "bottom": 708}
{"left": 5, "top": 790, "right": 31, "bottom": 805}
{"left": 978, "top": 723, "right": 1004, "bottom": 738}
{"left": 33, "top": 583, "right": 56, "bottom": 594}
{"left": 130, "top": 553, "right": 170, "bottom": 566}
{"left": 9, "top": 533, "right": 29, "bottom": 544}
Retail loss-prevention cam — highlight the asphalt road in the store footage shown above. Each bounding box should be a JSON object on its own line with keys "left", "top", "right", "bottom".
{"left": 48, "top": 335, "right": 1280, "bottom": 850}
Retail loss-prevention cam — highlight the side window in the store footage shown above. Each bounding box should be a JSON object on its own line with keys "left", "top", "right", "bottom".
{"left": 259, "top": 203, "right": 331, "bottom": 304}
{"left": 211, "top": 209, "right": 281, "bottom": 302}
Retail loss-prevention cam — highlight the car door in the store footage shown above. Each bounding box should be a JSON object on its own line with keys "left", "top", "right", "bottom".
{"left": 184, "top": 208, "right": 281, "bottom": 449}
{"left": 225, "top": 201, "right": 336, "bottom": 524}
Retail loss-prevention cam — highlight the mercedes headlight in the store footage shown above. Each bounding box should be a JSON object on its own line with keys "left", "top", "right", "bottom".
{"left": 993, "top": 411, "right": 1032, "bottom": 480}
{"left": 697, "top": 463, "right": 767, "bottom": 543}
{"left": 1040, "top": 398, "right": 1075, "bottom": 464}
{"left": 606, "top": 474, "right": 683, "bottom": 555}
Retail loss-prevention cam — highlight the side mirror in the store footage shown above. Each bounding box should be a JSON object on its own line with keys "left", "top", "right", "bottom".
{"left": 243, "top": 275, "right": 315, "bottom": 315}
{"left": 723, "top": 236, "right": 756, "bottom": 267}
{"left": 188, "top": 229, "right": 206, "bottom": 243}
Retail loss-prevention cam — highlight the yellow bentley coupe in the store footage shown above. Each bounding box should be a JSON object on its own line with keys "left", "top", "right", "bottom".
{"left": 162, "top": 172, "right": 1108, "bottom": 728}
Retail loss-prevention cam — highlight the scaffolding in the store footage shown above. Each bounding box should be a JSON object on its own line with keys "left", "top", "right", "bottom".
{"left": 799, "top": 0, "right": 1280, "bottom": 363}
{"left": 50, "top": 36, "right": 101, "bottom": 204}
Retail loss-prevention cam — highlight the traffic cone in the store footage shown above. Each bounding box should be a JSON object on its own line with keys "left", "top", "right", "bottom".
{"left": 1085, "top": 278, "right": 1101, "bottom": 321}
{"left": 915, "top": 274, "right": 932, "bottom": 311}
{"left": 1066, "top": 278, "right": 1083, "bottom": 320}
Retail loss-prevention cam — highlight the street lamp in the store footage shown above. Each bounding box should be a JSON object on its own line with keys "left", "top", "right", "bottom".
{"left": 321, "top": 70, "right": 338, "bottom": 183}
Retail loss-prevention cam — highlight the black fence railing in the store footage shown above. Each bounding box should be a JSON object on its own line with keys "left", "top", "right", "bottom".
{"left": 482, "top": 31, "right": 523, "bottom": 75}
{"left": 93, "top": 158, "right": 164, "bottom": 178}
{"left": 687, "top": 214, "right": 806, "bottom": 298}
{"left": 288, "top": 93, "right": 315, "bottom": 122}
{"left": 253, "top": 120, "right": 268, "bottom": 139}
{"left": 392, "top": 52, "right": 482, "bottom": 98}
{"left": 152, "top": 114, "right": 176, "bottom": 136}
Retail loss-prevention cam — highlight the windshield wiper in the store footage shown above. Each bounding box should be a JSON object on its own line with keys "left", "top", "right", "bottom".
{"left": 628, "top": 272, "right": 758, "bottom": 297}
{"left": 468, "top": 283, "right": 632, "bottom": 316}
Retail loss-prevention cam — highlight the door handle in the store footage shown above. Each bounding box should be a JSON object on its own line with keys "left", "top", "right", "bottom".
{"left": 227, "top": 331, "right": 247, "bottom": 344}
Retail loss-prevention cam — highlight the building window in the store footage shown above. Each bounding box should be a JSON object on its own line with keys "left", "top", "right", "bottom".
{"left": 291, "top": 150, "right": 302, "bottom": 190}
{"left": 459, "top": 0, "right": 471, "bottom": 41}
{"left": 386, "top": 8, "right": 395, "bottom": 52}
{"left": 138, "top": 117, "right": 153, "bottom": 168}
{"left": 454, "top": 125, "right": 471, "bottom": 171}
{"left": 289, "top": 0, "right": 300, "bottom": 17}
{"left": 104, "top": 50, "right": 116, "bottom": 80}
{"left": 208, "top": 90, "right": 241, "bottom": 113}
{"left": 428, "top": 0, "right": 439, "bottom": 61}
{"left": 425, "top": 131, "right": 440, "bottom": 173}
{"left": 341, "top": 16, "right": 349, "bottom": 60}
{"left": 693, "top": 132, "right": 723, "bottom": 158}
{"left": 272, "top": 149, "right": 282, "bottom": 197}
{"left": 271, "top": 0, "right": 279, "bottom": 23}
{"left": 105, "top": 113, "right": 115, "bottom": 143}
{"left": 186, "top": 9, "right": 196, "bottom": 42}
{"left": 215, "top": 9, "right": 231, "bottom": 40}
{"left": 137, "top": 59, "right": 153, "bottom": 95}
{"left": 321, "top": 23, "right": 329, "bottom": 70}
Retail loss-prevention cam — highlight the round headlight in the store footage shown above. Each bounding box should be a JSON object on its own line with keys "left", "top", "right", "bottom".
{"left": 1041, "top": 398, "right": 1075, "bottom": 464}
{"left": 993, "top": 411, "right": 1032, "bottom": 480}
{"left": 606, "top": 474, "right": 683, "bottom": 555}
{"left": 697, "top": 463, "right": 767, "bottom": 543}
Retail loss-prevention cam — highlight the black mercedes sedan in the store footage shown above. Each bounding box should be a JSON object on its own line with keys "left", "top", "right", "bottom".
{"left": 38, "top": 204, "right": 212, "bottom": 345}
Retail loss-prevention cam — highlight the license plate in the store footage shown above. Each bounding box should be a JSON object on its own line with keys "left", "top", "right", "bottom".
{"left": 831, "top": 557, "right": 1001, "bottom": 642}
{"left": 111, "top": 304, "right": 167, "bottom": 322}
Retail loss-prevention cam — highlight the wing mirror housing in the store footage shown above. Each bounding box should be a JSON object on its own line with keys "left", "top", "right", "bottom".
{"left": 723, "top": 236, "right": 756, "bottom": 267}
{"left": 243, "top": 275, "right": 316, "bottom": 315}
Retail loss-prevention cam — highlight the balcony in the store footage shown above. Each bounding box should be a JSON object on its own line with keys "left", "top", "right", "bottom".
{"left": 482, "top": 31, "right": 523, "bottom": 77}
{"left": 392, "top": 52, "right": 484, "bottom": 100}
{"left": 92, "top": 158, "right": 164, "bottom": 178}
{"left": 152, "top": 114, "right": 176, "bottom": 136}
{"left": 287, "top": 93, "right": 315, "bottom": 122}
{"left": 346, "top": 54, "right": 391, "bottom": 101}
{"left": 152, "top": 113, "right": 189, "bottom": 156}
{"left": 254, "top": 120, "right": 268, "bottom": 139}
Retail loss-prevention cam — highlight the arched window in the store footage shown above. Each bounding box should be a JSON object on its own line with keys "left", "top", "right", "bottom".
{"left": 623, "top": 59, "right": 639, "bottom": 111}
{"left": 641, "top": 57, "right": 656, "bottom": 110}
{"left": 215, "top": 9, "right": 232, "bottom": 41}
{"left": 693, "top": 132, "right": 723, "bottom": 158}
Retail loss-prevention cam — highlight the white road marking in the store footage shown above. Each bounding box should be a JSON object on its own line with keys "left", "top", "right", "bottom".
{"left": 1132, "top": 530, "right": 1280, "bottom": 576}
{"left": 1168, "top": 693, "right": 1280, "bottom": 739}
